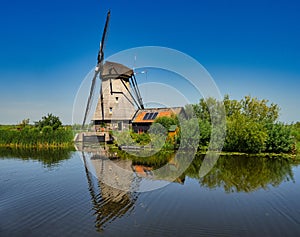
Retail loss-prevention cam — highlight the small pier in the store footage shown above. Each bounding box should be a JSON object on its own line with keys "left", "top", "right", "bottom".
{"left": 74, "top": 131, "right": 112, "bottom": 143}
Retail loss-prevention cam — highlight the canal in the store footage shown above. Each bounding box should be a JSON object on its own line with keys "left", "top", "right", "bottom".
{"left": 1, "top": 147, "right": 300, "bottom": 236}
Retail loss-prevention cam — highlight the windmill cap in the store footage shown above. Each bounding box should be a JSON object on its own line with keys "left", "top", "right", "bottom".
{"left": 101, "top": 61, "right": 134, "bottom": 80}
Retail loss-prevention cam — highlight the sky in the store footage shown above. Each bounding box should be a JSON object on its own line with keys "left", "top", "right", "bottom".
{"left": 0, "top": 0, "right": 299, "bottom": 124}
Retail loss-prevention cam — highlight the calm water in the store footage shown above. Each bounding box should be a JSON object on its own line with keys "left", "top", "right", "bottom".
{"left": 1, "top": 147, "right": 300, "bottom": 237}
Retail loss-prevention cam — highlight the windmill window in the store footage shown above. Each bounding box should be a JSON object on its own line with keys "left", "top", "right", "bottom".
{"left": 109, "top": 107, "right": 113, "bottom": 114}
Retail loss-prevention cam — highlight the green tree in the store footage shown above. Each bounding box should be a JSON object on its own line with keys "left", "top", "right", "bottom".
{"left": 241, "top": 95, "right": 279, "bottom": 123}
{"left": 265, "top": 123, "right": 293, "bottom": 153}
{"left": 291, "top": 122, "right": 300, "bottom": 141}
{"left": 35, "top": 113, "right": 62, "bottom": 130}
{"left": 18, "top": 118, "right": 30, "bottom": 129}
{"left": 184, "top": 104, "right": 196, "bottom": 119}
{"left": 184, "top": 95, "right": 291, "bottom": 154}
{"left": 224, "top": 113, "right": 267, "bottom": 153}
{"left": 223, "top": 94, "right": 242, "bottom": 117}
{"left": 193, "top": 97, "right": 224, "bottom": 122}
{"left": 179, "top": 118, "right": 200, "bottom": 150}
{"left": 198, "top": 119, "right": 211, "bottom": 147}
{"left": 223, "top": 94, "right": 279, "bottom": 123}
{"left": 154, "top": 115, "right": 178, "bottom": 130}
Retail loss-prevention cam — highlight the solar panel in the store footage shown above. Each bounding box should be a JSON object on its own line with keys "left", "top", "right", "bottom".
{"left": 143, "top": 112, "right": 159, "bottom": 120}
{"left": 150, "top": 112, "right": 158, "bottom": 120}
{"left": 143, "top": 113, "right": 150, "bottom": 120}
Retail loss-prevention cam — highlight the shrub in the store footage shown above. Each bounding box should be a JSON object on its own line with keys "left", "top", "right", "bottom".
{"left": 265, "top": 123, "right": 293, "bottom": 153}
{"left": 35, "top": 113, "right": 62, "bottom": 131}
{"left": 224, "top": 113, "right": 267, "bottom": 153}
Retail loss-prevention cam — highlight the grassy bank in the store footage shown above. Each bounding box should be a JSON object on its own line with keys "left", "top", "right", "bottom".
{"left": 0, "top": 125, "right": 74, "bottom": 148}
{"left": 196, "top": 149, "right": 299, "bottom": 161}
{"left": 0, "top": 114, "right": 74, "bottom": 148}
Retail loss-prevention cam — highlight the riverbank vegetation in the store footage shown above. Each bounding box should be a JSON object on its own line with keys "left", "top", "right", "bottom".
{"left": 291, "top": 122, "right": 300, "bottom": 153}
{"left": 114, "top": 95, "right": 298, "bottom": 159}
{"left": 0, "top": 114, "right": 74, "bottom": 148}
{"left": 193, "top": 95, "right": 296, "bottom": 155}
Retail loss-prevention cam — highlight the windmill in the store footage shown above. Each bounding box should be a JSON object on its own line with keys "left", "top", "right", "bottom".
{"left": 82, "top": 10, "right": 144, "bottom": 130}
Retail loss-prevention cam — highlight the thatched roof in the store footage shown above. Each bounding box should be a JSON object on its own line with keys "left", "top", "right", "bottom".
{"left": 101, "top": 61, "right": 133, "bottom": 80}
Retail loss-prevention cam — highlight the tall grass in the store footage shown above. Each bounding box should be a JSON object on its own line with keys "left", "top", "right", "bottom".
{"left": 0, "top": 126, "right": 74, "bottom": 148}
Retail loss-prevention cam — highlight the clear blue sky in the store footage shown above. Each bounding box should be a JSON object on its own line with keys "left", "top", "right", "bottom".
{"left": 0, "top": 0, "right": 299, "bottom": 124}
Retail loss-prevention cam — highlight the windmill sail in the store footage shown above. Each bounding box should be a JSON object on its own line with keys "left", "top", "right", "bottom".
{"left": 82, "top": 11, "right": 111, "bottom": 129}
{"left": 82, "top": 70, "right": 99, "bottom": 128}
{"left": 98, "top": 10, "right": 110, "bottom": 65}
{"left": 82, "top": 10, "right": 144, "bottom": 131}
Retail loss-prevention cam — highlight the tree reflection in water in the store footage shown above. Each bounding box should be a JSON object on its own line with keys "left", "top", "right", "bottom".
{"left": 0, "top": 147, "right": 73, "bottom": 167}
{"left": 186, "top": 155, "right": 296, "bottom": 193}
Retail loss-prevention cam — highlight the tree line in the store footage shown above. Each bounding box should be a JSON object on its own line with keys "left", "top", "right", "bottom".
{"left": 190, "top": 95, "right": 295, "bottom": 154}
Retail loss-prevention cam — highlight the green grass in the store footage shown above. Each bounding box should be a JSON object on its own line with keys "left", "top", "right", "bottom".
{"left": 0, "top": 125, "right": 74, "bottom": 148}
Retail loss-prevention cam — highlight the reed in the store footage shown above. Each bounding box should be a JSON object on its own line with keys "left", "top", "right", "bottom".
{"left": 0, "top": 126, "right": 74, "bottom": 148}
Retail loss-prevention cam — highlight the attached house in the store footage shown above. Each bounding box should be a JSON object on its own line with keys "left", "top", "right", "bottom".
{"left": 131, "top": 107, "right": 185, "bottom": 133}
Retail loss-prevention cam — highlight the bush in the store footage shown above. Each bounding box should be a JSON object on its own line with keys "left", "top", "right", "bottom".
{"left": 224, "top": 113, "right": 267, "bottom": 153}
{"left": 133, "top": 132, "right": 151, "bottom": 145}
{"left": 198, "top": 119, "right": 211, "bottom": 147}
{"left": 179, "top": 119, "right": 200, "bottom": 150}
{"left": 265, "top": 123, "right": 293, "bottom": 153}
{"left": 42, "top": 126, "right": 53, "bottom": 134}
{"left": 154, "top": 115, "right": 178, "bottom": 130}
{"left": 35, "top": 113, "right": 62, "bottom": 131}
